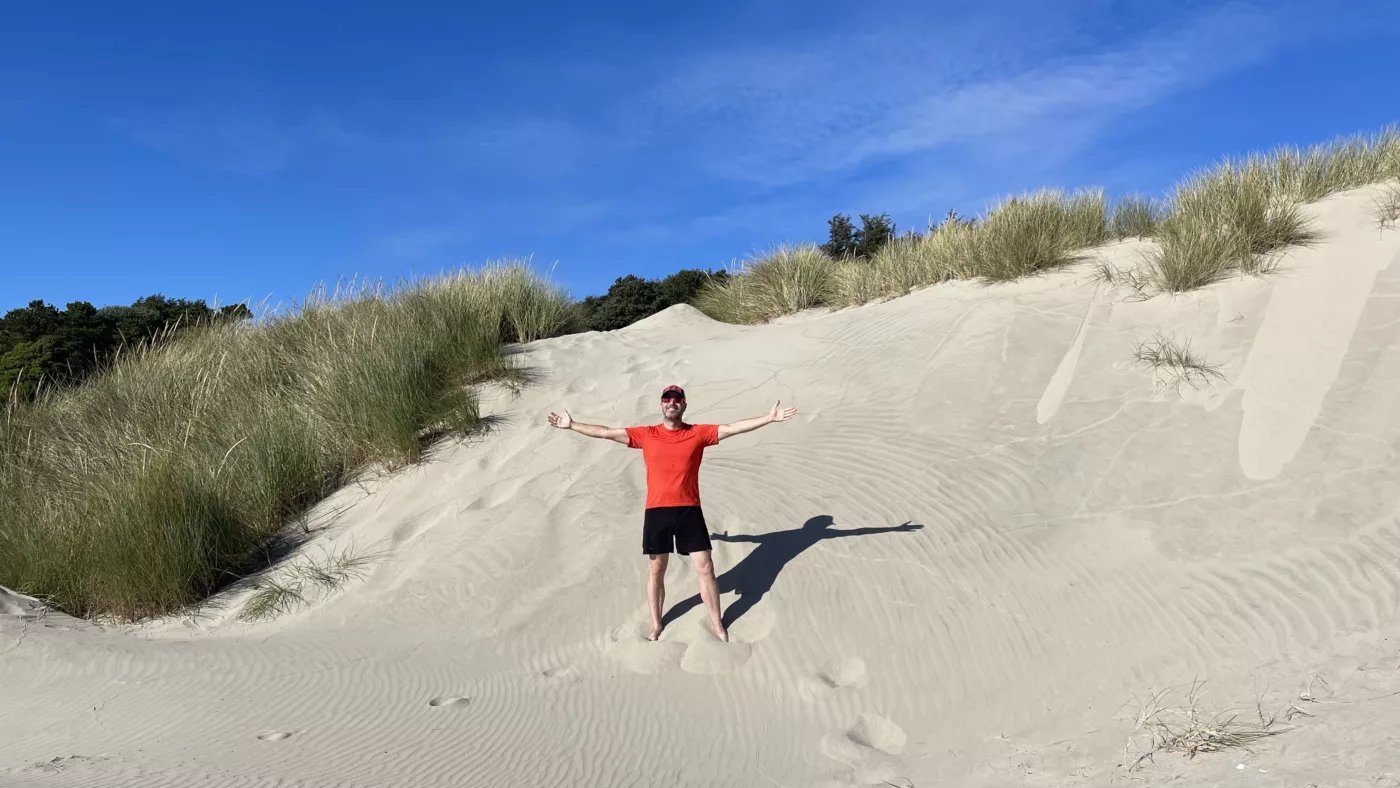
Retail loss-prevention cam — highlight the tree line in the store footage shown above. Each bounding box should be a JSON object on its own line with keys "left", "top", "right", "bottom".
{"left": 578, "top": 208, "right": 974, "bottom": 331}
{"left": 1, "top": 295, "right": 252, "bottom": 400}
{"left": 575, "top": 268, "right": 730, "bottom": 331}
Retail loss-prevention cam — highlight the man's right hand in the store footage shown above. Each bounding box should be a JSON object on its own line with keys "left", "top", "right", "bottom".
{"left": 548, "top": 409, "right": 573, "bottom": 430}
{"left": 549, "top": 412, "right": 629, "bottom": 444}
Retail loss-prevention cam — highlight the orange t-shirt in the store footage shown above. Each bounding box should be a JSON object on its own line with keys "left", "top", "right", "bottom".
{"left": 625, "top": 423, "right": 720, "bottom": 509}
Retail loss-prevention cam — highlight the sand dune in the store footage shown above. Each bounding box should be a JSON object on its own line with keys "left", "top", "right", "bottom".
{"left": 4, "top": 186, "right": 1400, "bottom": 787}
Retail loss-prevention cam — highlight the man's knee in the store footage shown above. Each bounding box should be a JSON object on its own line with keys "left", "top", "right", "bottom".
{"left": 648, "top": 555, "right": 669, "bottom": 575}
{"left": 692, "top": 554, "right": 715, "bottom": 578}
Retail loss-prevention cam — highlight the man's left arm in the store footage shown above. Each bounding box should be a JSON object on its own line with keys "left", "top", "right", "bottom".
{"left": 716, "top": 400, "right": 798, "bottom": 441}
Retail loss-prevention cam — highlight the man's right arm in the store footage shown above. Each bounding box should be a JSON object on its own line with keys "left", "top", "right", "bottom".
{"left": 548, "top": 408, "right": 630, "bottom": 445}
{"left": 569, "top": 421, "right": 630, "bottom": 445}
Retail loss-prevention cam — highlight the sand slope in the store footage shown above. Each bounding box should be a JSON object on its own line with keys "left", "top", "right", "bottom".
{"left": 4, "top": 186, "right": 1400, "bottom": 787}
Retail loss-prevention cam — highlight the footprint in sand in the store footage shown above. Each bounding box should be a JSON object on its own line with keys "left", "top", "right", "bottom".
{"left": 428, "top": 696, "right": 471, "bottom": 708}
{"left": 724, "top": 594, "right": 777, "bottom": 643}
{"left": 604, "top": 622, "right": 686, "bottom": 674}
{"left": 541, "top": 665, "right": 583, "bottom": 685}
{"left": 603, "top": 618, "right": 757, "bottom": 675}
{"left": 257, "top": 731, "right": 293, "bottom": 741}
{"left": 820, "top": 713, "right": 908, "bottom": 786}
{"left": 799, "top": 657, "right": 868, "bottom": 701}
{"left": 389, "top": 514, "right": 429, "bottom": 548}
{"left": 679, "top": 619, "right": 754, "bottom": 675}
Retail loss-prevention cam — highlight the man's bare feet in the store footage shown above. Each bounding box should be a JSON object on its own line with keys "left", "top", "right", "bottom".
{"left": 712, "top": 622, "right": 729, "bottom": 643}
{"left": 649, "top": 623, "right": 664, "bottom": 641}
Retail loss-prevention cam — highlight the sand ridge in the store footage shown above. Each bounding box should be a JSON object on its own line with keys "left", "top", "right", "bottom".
{"left": 3, "top": 186, "right": 1400, "bottom": 787}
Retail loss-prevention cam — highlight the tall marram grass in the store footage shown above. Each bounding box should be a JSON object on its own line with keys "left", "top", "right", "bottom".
{"left": 966, "top": 189, "right": 1107, "bottom": 281}
{"left": 694, "top": 244, "right": 837, "bottom": 323}
{"left": 1149, "top": 126, "right": 1400, "bottom": 291}
{"left": 698, "top": 125, "right": 1400, "bottom": 323}
{"left": 0, "top": 261, "right": 576, "bottom": 620}
{"left": 699, "top": 190, "right": 1108, "bottom": 322}
{"left": 1111, "top": 195, "right": 1167, "bottom": 239}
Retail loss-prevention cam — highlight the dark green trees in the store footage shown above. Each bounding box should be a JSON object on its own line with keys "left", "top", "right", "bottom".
{"left": 820, "top": 212, "right": 897, "bottom": 260}
{"left": 0, "top": 295, "right": 252, "bottom": 399}
{"left": 577, "top": 269, "right": 729, "bottom": 332}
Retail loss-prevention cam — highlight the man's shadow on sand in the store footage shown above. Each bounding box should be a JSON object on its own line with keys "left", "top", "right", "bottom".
{"left": 663, "top": 515, "right": 923, "bottom": 630}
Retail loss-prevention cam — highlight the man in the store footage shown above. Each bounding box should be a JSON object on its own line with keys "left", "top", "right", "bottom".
{"left": 547, "top": 385, "right": 796, "bottom": 642}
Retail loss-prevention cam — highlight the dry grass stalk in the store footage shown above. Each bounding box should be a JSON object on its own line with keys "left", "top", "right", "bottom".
{"left": 1124, "top": 679, "right": 1291, "bottom": 771}
{"left": 1132, "top": 333, "right": 1224, "bottom": 391}
{"left": 240, "top": 546, "right": 380, "bottom": 622}
{"left": 1373, "top": 182, "right": 1400, "bottom": 229}
{"left": 1090, "top": 261, "right": 1150, "bottom": 300}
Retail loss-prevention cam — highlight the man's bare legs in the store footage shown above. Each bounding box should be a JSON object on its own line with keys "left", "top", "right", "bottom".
{"left": 690, "top": 550, "right": 728, "bottom": 642}
{"left": 647, "top": 554, "right": 668, "bottom": 641}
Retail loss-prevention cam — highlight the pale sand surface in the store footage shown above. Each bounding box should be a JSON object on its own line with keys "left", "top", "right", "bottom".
{"left": 4, "top": 186, "right": 1400, "bottom": 786}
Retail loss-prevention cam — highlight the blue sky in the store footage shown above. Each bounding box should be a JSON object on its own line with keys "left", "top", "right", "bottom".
{"left": 3, "top": 0, "right": 1398, "bottom": 315}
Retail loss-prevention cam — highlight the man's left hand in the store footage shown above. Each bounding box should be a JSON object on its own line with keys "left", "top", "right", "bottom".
{"left": 769, "top": 400, "right": 798, "bottom": 423}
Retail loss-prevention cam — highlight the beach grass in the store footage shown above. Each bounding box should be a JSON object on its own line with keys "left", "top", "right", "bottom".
{"left": 696, "top": 126, "right": 1400, "bottom": 324}
{"left": 0, "top": 261, "right": 576, "bottom": 620}
{"left": 700, "top": 189, "right": 1108, "bottom": 323}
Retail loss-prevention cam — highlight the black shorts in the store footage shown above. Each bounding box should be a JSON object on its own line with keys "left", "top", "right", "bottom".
{"left": 643, "top": 506, "right": 712, "bottom": 556}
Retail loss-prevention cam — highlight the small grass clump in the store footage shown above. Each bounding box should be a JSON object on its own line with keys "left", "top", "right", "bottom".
{"left": 1132, "top": 333, "right": 1224, "bottom": 391}
{"left": 0, "top": 261, "right": 575, "bottom": 620}
{"left": 1373, "top": 182, "right": 1400, "bottom": 229}
{"left": 1090, "top": 261, "right": 1150, "bottom": 300}
{"left": 240, "top": 546, "right": 380, "bottom": 622}
{"left": 1125, "top": 680, "right": 1291, "bottom": 771}
{"left": 1145, "top": 216, "right": 1247, "bottom": 292}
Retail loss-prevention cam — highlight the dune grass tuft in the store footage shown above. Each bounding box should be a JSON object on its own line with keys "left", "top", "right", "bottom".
{"left": 1090, "top": 261, "right": 1150, "bottom": 300}
{"left": 1125, "top": 680, "right": 1291, "bottom": 771}
{"left": 1147, "top": 128, "right": 1400, "bottom": 292}
{"left": 0, "top": 261, "right": 574, "bottom": 620}
{"left": 1132, "top": 333, "right": 1224, "bottom": 391}
{"left": 694, "top": 244, "right": 837, "bottom": 324}
{"left": 1373, "top": 182, "right": 1400, "bottom": 229}
{"left": 967, "top": 189, "right": 1107, "bottom": 282}
{"left": 746, "top": 244, "right": 838, "bottom": 317}
{"left": 1147, "top": 160, "right": 1322, "bottom": 292}
{"left": 240, "top": 546, "right": 380, "bottom": 622}
{"left": 830, "top": 229, "right": 965, "bottom": 308}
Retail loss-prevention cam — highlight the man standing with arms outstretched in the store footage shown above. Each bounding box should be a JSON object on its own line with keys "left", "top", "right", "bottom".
{"left": 548, "top": 385, "right": 796, "bottom": 643}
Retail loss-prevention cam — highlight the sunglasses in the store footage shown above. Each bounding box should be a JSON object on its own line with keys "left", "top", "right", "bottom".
{"left": 661, "top": 395, "right": 685, "bottom": 402}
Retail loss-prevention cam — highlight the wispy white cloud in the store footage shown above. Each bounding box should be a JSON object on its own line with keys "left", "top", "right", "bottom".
{"left": 102, "top": 0, "right": 1390, "bottom": 266}
{"left": 609, "top": 0, "right": 1399, "bottom": 246}
{"left": 650, "top": 2, "right": 1291, "bottom": 187}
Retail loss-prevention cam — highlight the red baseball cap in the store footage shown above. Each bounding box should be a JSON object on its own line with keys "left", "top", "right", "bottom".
{"left": 661, "top": 385, "right": 685, "bottom": 399}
